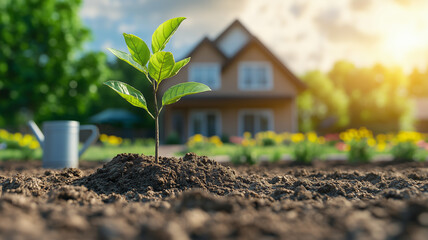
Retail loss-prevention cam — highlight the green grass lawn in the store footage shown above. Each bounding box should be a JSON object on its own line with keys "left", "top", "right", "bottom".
{"left": 1, "top": 143, "right": 425, "bottom": 162}
{"left": 0, "top": 145, "right": 155, "bottom": 161}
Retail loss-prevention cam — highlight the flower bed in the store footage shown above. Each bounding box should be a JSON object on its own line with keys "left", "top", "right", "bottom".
{"left": 185, "top": 128, "right": 428, "bottom": 163}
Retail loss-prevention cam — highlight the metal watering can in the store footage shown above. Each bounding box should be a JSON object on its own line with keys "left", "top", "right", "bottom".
{"left": 28, "top": 120, "right": 99, "bottom": 169}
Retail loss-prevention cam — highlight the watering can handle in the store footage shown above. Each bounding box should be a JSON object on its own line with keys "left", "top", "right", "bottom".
{"left": 78, "top": 125, "right": 99, "bottom": 158}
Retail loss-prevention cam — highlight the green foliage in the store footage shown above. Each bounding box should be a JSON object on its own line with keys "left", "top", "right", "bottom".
{"left": 269, "top": 150, "right": 283, "bottom": 163}
{"left": 123, "top": 33, "right": 151, "bottom": 67}
{"left": 151, "top": 17, "right": 186, "bottom": 53}
{"left": 0, "top": 0, "right": 108, "bottom": 127}
{"left": 347, "top": 139, "right": 374, "bottom": 163}
{"left": 165, "top": 131, "right": 181, "bottom": 145}
{"left": 162, "top": 82, "right": 211, "bottom": 106}
{"left": 408, "top": 68, "right": 428, "bottom": 97}
{"left": 106, "top": 17, "right": 210, "bottom": 161}
{"left": 107, "top": 48, "right": 148, "bottom": 76}
{"left": 298, "top": 61, "right": 415, "bottom": 133}
{"left": 103, "top": 81, "right": 152, "bottom": 118}
{"left": 391, "top": 141, "right": 421, "bottom": 162}
{"left": 230, "top": 146, "right": 258, "bottom": 165}
{"left": 106, "top": 17, "right": 210, "bottom": 119}
{"left": 169, "top": 58, "right": 191, "bottom": 78}
{"left": 292, "top": 140, "right": 321, "bottom": 163}
{"left": 88, "top": 60, "right": 154, "bottom": 129}
{"left": 148, "top": 51, "right": 176, "bottom": 83}
{"left": 298, "top": 70, "right": 349, "bottom": 132}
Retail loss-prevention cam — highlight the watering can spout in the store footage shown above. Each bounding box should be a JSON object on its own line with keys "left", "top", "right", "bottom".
{"left": 28, "top": 120, "right": 44, "bottom": 148}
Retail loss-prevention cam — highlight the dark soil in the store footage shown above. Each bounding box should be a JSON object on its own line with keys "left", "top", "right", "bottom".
{"left": 0, "top": 153, "right": 428, "bottom": 240}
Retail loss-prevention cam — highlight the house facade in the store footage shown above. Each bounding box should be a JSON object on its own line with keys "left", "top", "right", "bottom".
{"left": 160, "top": 20, "right": 305, "bottom": 142}
{"left": 414, "top": 98, "right": 428, "bottom": 132}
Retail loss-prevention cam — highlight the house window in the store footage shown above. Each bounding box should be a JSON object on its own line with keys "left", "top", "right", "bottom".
{"left": 189, "top": 63, "right": 221, "bottom": 90}
{"left": 238, "top": 62, "right": 273, "bottom": 90}
{"left": 189, "top": 110, "right": 221, "bottom": 137}
{"left": 238, "top": 110, "right": 274, "bottom": 136}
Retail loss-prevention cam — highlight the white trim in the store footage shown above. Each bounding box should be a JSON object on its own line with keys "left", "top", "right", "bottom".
{"left": 238, "top": 62, "right": 273, "bottom": 91}
{"left": 238, "top": 109, "right": 274, "bottom": 136}
{"left": 188, "top": 109, "right": 222, "bottom": 137}
{"left": 188, "top": 63, "right": 221, "bottom": 90}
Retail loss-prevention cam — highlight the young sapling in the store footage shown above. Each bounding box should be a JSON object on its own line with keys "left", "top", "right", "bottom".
{"left": 104, "top": 17, "right": 211, "bottom": 163}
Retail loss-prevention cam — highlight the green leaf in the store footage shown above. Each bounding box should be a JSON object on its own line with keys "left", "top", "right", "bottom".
{"left": 162, "top": 82, "right": 211, "bottom": 106}
{"left": 103, "top": 80, "right": 154, "bottom": 118}
{"left": 168, "top": 57, "right": 190, "bottom": 78}
{"left": 148, "top": 51, "right": 175, "bottom": 83}
{"left": 151, "top": 17, "right": 186, "bottom": 53}
{"left": 123, "top": 33, "right": 151, "bottom": 66}
{"left": 108, "top": 48, "right": 148, "bottom": 76}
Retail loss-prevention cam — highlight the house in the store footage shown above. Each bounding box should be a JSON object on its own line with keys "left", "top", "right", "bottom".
{"left": 160, "top": 20, "right": 305, "bottom": 142}
{"left": 414, "top": 98, "right": 428, "bottom": 132}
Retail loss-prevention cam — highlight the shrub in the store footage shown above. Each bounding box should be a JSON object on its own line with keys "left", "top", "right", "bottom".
{"left": 269, "top": 149, "right": 283, "bottom": 163}
{"left": 347, "top": 139, "right": 374, "bottom": 163}
{"left": 391, "top": 141, "right": 421, "bottom": 162}
{"left": 230, "top": 146, "right": 258, "bottom": 165}
{"left": 292, "top": 140, "right": 321, "bottom": 163}
{"left": 166, "top": 131, "right": 180, "bottom": 144}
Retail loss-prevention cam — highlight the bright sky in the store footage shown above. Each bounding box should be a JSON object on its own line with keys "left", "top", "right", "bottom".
{"left": 80, "top": 0, "right": 428, "bottom": 74}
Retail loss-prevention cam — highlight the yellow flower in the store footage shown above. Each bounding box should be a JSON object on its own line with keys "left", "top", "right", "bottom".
{"left": 291, "top": 133, "right": 305, "bottom": 143}
{"left": 367, "top": 138, "right": 376, "bottom": 147}
{"left": 376, "top": 142, "right": 386, "bottom": 152}
{"left": 306, "top": 132, "right": 317, "bottom": 143}
{"left": 29, "top": 141, "right": 40, "bottom": 149}
{"left": 274, "top": 135, "right": 283, "bottom": 144}
{"left": 376, "top": 134, "right": 386, "bottom": 142}
{"left": 339, "top": 132, "right": 349, "bottom": 142}
{"left": 0, "top": 129, "right": 9, "bottom": 139}
{"left": 13, "top": 132, "right": 23, "bottom": 141}
{"left": 243, "top": 132, "right": 252, "bottom": 139}
{"left": 104, "top": 135, "right": 123, "bottom": 146}
{"left": 193, "top": 134, "right": 204, "bottom": 143}
{"left": 317, "top": 136, "right": 325, "bottom": 144}
{"left": 209, "top": 136, "right": 223, "bottom": 147}
{"left": 100, "top": 134, "right": 108, "bottom": 142}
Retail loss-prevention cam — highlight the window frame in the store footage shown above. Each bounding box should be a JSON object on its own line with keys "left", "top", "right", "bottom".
{"left": 188, "top": 110, "right": 222, "bottom": 137}
{"left": 188, "top": 63, "right": 221, "bottom": 90}
{"left": 238, "top": 109, "right": 274, "bottom": 136}
{"left": 238, "top": 61, "right": 273, "bottom": 91}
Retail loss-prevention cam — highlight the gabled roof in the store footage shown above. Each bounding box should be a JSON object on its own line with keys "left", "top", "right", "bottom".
{"left": 184, "top": 19, "right": 306, "bottom": 90}
{"left": 185, "top": 36, "right": 227, "bottom": 61}
{"left": 213, "top": 19, "right": 254, "bottom": 44}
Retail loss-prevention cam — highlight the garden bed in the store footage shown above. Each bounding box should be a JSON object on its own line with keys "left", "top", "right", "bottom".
{"left": 1, "top": 154, "right": 428, "bottom": 240}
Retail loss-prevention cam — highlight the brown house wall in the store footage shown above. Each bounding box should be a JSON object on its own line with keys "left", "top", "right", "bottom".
{"left": 221, "top": 43, "right": 298, "bottom": 97}
{"left": 160, "top": 41, "right": 298, "bottom": 97}
{"left": 163, "top": 99, "right": 295, "bottom": 141}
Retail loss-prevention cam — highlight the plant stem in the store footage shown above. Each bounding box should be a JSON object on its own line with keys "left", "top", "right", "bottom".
{"left": 153, "top": 80, "right": 159, "bottom": 164}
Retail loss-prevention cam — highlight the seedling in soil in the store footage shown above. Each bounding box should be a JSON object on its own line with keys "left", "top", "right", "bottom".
{"left": 104, "top": 17, "right": 211, "bottom": 163}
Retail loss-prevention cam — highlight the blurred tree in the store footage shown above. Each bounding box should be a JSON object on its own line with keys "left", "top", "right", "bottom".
{"left": 299, "top": 61, "right": 414, "bottom": 132}
{"left": 408, "top": 68, "right": 428, "bottom": 97}
{"left": 0, "top": 0, "right": 108, "bottom": 128}
{"left": 298, "top": 70, "right": 349, "bottom": 133}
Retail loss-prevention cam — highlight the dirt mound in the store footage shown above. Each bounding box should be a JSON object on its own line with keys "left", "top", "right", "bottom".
{"left": 78, "top": 153, "right": 237, "bottom": 196}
